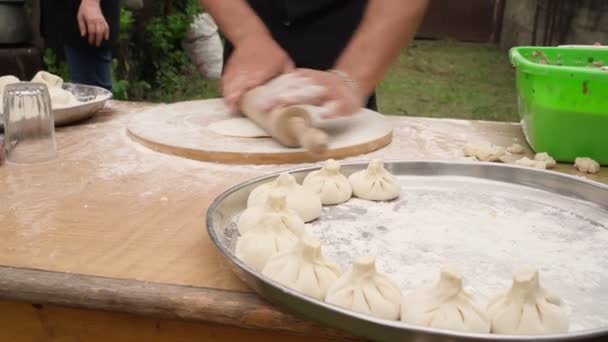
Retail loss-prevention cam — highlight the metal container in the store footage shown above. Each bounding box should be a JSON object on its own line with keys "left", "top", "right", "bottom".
{"left": 1, "top": 83, "right": 112, "bottom": 130}
{"left": 0, "top": 1, "right": 29, "bottom": 44}
{"left": 207, "top": 161, "right": 608, "bottom": 342}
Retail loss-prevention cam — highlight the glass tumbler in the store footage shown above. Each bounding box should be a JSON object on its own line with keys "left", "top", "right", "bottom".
{"left": 3, "top": 82, "right": 57, "bottom": 164}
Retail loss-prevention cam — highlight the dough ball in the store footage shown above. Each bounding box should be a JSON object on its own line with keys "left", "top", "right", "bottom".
{"left": 0, "top": 75, "right": 19, "bottom": 94}
{"left": 235, "top": 215, "right": 300, "bottom": 271}
{"left": 31, "top": 71, "right": 64, "bottom": 88}
{"left": 515, "top": 157, "right": 547, "bottom": 169}
{"left": 48, "top": 87, "right": 77, "bottom": 107}
{"left": 463, "top": 142, "right": 506, "bottom": 162}
{"left": 325, "top": 255, "right": 402, "bottom": 320}
{"left": 302, "top": 159, "right": 352, "bottom": 205}
{"left": 262, "top": 234, "right": 341, "bottom": 300}
{"left": 238, "top": 192, "right": 305, "bottom": 236}
{"left": 487, "top": 269, "right": 568, "bottom": 335}
{"left": 248, "top": 173, "right": 322, "bottom": 222}
{"left": 206, "top": 117, "right": 270, "bottom": 138}
{"left": 506, "top": 143, "right": 525, "bottom": 154}
{"left": 348, "top": 159, "right": 400, "bottom": 201}
{"left": 574, "top": 157, "right": 600, "bottom": 174}
{"left": 534, "top": 152, "right": 556, "bottom": 169}
{"left": 401, "top": 266, "right": 490, "bottom": 333}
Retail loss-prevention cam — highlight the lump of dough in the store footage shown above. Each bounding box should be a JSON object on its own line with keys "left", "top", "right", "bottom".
{"left": 248, "top": 173, "right": 322, "bottom": 222}
{"left": 515, "top": 157, "right": 547, "bottom": 169}
{"left": 0, "top": 75, "right": 20, "bottom": 107}
{"left": 206, "top": 117, "right": 270, "bottom": 138}
{"left": 0, "top": 75, "right": 19, "bottom": 94}
{"left": 487, "top": 269, "right": 568, "bottom": 335}
{"left": 31, "top": 71, "right": 64, "bottom": 88}
{"left": 235, "top": 215, "right": 300, "bottom": 271}
{"left": 348, "top": 159, "right": 400, "bottom": 201}
{"left": 506, "top": 143, "right": 525, "bottom": 154}
{"left": 463, "top": 142, "right": 506, "bottom": 162}
{"left": 48, "top": 87, "right": 77, "bottom": 107}
{"left": 238, "top": 192, "right": 305, "bottom": 236}
{"left": 574, "top": 157, "right": 600, "bottom": 174}
{"left": 534, "top": 152, "right": 556, "bottom": 169}
{"left": 302, "top": 159, "right": 352, "bottom": 205}
{"left": 401, "top": 266, "right": 490, "bottom": 333}
{"left": 325, "top": 255, "right": 402, "bottom": 320}
{"left": 262, "top": 234, "right": 341, "bottom": 300}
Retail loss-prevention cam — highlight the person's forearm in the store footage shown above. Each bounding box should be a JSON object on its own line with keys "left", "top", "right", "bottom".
{"left": 335, "top": 0, "right": 428, "bottom": 96}
{"left": 200, "top": 0, "right": 272, "bottom": 45}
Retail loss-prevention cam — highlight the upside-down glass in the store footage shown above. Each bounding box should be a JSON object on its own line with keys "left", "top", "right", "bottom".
{"left": 3, "top": 82, "right": 57, "bottom": 164}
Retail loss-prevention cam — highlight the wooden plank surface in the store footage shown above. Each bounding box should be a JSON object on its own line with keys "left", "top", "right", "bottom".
{"left": 0, "top": 267, "right": 352, "bottom": 339}
{"left": 0, "top": 100, "right": 606, "bottom": 333}
{"left": 0, "top": 300, "right": 350, "bottom": 342}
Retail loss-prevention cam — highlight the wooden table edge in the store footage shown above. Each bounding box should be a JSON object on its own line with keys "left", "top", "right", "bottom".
{"left": 0, "top": 265, "right": 354, "bottom": 340}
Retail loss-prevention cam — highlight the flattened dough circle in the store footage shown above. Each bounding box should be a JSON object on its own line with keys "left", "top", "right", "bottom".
{"left": 207, "top": 118, "right": 270, "bottom": 138}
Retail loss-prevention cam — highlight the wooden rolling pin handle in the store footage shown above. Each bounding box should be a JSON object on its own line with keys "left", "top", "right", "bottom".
{"left": 287, "top": 117, "right": 329, "bottom": 154}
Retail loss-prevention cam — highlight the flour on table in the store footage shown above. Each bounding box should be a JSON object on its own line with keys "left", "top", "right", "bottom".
{"left": 206, "top": 117, "right": 270, "bottom": 138}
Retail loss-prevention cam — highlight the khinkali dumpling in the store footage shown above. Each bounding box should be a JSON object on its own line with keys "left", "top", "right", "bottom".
{"left": 401, "top": 267, "right": 490, "bottom": 333}
{"left": 302, "top": 159, "right": 352, "bottom": 205}
{"left": 235, "top": 215, "right": 300, "bottom": 271}
{"left": 487, "top": 269, "right": 568, "bottom": 335}
{"left": 248, "top": 173, "right": 322, "bottom": 222}
{"left": 48, "top": 87, "right": 77, "bottom": 107}
{"left": 325, "top": 255, "right": 401, "bottom": 320}
{"left": 31, "top": 71, "right": 64, "bottom": 88}
{"left": 238, "top": 192, "right": 304, "bottom": 236}
{"left": 348, "top": 159, "right": 400, "bottom": 201}
{"left": 262, "top": 234, "right": 341, "bottom": 300}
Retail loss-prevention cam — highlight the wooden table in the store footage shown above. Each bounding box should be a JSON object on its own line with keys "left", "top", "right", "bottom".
{"left": 1, "top": 101, "right": 606, "bottom": 341}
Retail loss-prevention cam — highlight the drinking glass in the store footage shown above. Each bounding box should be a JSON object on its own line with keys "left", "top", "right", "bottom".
{"left": 3, "top": 82, "right": 57, "bottom": 164}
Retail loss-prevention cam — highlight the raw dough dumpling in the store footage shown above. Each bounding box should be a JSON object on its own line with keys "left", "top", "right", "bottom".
{"left": 574, "top": 157, "right": 600, "bottom": 174}
{"left": 262, "top": 234, "right": 341, "bottom": 300}
{"left": 206, "top": 117, "right": 270, "bottom": 138}
{"left": 235, "top": 215, "right": 300, "bottom": 271}
{"left": 248, "top": 173, "right": 322, "bottom": 222}
{"left": 238, "top": 192, "right": 304, "bottom": 236}
{"left": 487, "top": 269, "right": 568, "bottom": 335}
{"left": 0, "top": 75, "right": 19, "bottom": 94}
{"left": 325, "top": 255, "right": 402, "bottom": 320}
{"left": 348, "top": 159, "right": 400, "bottom": 201}
{"left": 506, "top": 143, "right": 525, "bottom": 154}
{"left": 534, "top": 152, "right": 556, "bottom": 169}
{"left": 401, "top": 267, "right": 490, "bottom": 333}
{"left": 463, "top": 142, "right": 506, "bottom": 162}
{"left": 515, "top": 157, "right": 547, "bottom": 169}
{"left": 31, "top": 71, "right": 64, "bottom": 88}
{"left": 48, "top": 87, "right": 77, "bottom": 107}
{"left": 302, "top": 159, "right": 352, "bottom": 205}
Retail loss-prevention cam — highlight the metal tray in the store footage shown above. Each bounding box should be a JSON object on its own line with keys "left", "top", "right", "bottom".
{"left": 0, "top": 82, "right": 112, "bottom": 129}
{"left": 206, "top": 161, "right": 608, "bottom": 342}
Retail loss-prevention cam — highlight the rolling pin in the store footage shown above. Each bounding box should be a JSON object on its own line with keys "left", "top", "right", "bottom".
{"left": 239, "top": 87, "right": 329, "bottom": 154}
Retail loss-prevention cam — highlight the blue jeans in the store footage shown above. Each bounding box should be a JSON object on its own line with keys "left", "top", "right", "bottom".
{"left": 64, "top": 45, "right": 113, "bottom": 91}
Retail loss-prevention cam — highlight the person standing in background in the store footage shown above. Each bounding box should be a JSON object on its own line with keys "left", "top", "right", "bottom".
{"left": 41, "top": 0, "right": 120, "bottom": 91}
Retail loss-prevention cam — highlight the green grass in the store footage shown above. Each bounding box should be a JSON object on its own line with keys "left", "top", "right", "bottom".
{"left": 377, "top": 40, "right": 519, "bottom": 122}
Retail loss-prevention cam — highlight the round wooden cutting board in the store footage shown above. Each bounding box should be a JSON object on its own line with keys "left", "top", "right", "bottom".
{"left": 127, "top": 99, "right": 392, "bottom": 164}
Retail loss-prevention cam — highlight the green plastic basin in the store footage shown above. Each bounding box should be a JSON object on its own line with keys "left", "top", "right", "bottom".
{"left": 510, "top": 46, "right": 608, "bottom": 165}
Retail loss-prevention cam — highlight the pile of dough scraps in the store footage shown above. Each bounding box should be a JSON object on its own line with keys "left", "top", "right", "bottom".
{"left": 0, "top": 71, "right": 80, "bottom": 112}
{"left": 234, "top": 158, "right": 570, "bottom": 335}
{"left": 463, "top": 141, "right": 600, "bottom": 174}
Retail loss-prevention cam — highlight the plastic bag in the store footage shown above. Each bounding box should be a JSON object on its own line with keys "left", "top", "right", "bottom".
{"left": 184, "top": 13, "right": 223, "bottom": 80}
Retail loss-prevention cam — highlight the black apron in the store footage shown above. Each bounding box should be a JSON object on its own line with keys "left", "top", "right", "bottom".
{"left": 223, "top": 0, "right": 376, "bottom": 110}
